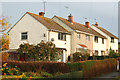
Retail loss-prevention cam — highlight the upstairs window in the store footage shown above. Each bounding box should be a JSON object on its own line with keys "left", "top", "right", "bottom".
{"left": 102, "top": 38, "right": 104, "bottom": 44}
{"left": 21, "top": 32, "right": 28, "bottom": 40}
{"left": 86, "top": 35, "right": 90, "bottom": 41}
{"left": 94, "top": 36, "right": 98, "bottom": 43}
{"left": 111, "top": 37, "right": 114, "bottom": 43}
{"left": 58, "top": 33, "right": 66, "bottom": 41}
{"left": 77, "top": 33, "right": 81, "bottom": 39}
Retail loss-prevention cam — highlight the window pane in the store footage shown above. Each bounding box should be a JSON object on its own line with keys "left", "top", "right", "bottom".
{"left": 58, "top": 33, "right": 66, "bottom": 41}
{"left": 86, "top": 35, "right": 90, "bottom": 41}
{"left": 77, "top": 33, "right": 80, "bottom": 39}
{"left": 61, "top": 33, "right": 63, "bottom": 40}
{"left": 111, "top": 37, "right": 114, "bottom": 43}
{"left": 58, "top": 33, "right": 61, "bottom": 40}
{"left": 95, "top": 36, "right": 98, "bottom": 43}
{"left": 102, "top": 38, "right": 104, "bottom": 44}
{"left": 21, "top": 32, "right": 27, "bottom": 40}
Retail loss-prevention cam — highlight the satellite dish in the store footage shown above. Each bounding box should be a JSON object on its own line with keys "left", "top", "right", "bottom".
{"left": 51, "top": 38, "right": 54, "bottom": 41}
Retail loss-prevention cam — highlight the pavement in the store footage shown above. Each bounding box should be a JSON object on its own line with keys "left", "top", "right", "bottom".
{"left": 92, "top": 71, "right": 120, "bottom": 80}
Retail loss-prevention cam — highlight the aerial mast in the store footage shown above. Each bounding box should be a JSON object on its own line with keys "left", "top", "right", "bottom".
{"left": 43, "top": 0, "right": 46, "bottom": 13}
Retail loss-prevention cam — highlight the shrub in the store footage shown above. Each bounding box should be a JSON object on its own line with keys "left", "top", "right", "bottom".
{"left": 73, "top": 52, "right": 90, "bottom": 62}
{"left": 1, "top": 63, "right": 20, "bottom": 75}
{"left": 17, "top": 41, "right": 62, "bottom": 61}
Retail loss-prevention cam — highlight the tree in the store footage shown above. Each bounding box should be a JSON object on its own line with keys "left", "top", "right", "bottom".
{"left": 1, "top": 33, "right": 9, "bottom": 51}
{"left": 0, "top": 16, "right": 11, "bottom": 61}
{"left": 0, "top": 16, "right": 11, "bottom": 51}
{"left": 0, "top": 16, "right": 11, "bottom": 32}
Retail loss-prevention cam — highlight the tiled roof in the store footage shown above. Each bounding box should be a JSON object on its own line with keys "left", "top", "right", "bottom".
{"left": 54, "top": 16, "right": 106, "bottom": 39}
{"left": 95, "top": 26, "right": 118, "bottom": 39}
{"left": 27, "top": 12, "right": 69, "bottom": 33}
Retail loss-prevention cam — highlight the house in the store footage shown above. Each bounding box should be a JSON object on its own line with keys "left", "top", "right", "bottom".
{"left": 91, "top": 23, "right": 119, "bottom": 54}
{"left": 119, "top": 42, "right": 120, "bottom": 53}
{"left": 8, "top": 12, "right": 71, "bottom": 62}
{"left": 52, "top": 14, "right": 107, "bottom": 56}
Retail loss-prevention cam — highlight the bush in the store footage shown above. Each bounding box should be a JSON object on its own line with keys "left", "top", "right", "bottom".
{"left": 67, "top": 63, "right": 82, "bottom": 72}
{"left": 17, "top": 41, "right": 62, "bottom": 61}
{"left": 1, "top": 63, "right": 20, "bottom": 75}
{"left": 73, "top": 52, "right": 90, "bottom": 62}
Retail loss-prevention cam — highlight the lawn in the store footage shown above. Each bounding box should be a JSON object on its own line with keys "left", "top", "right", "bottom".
{"left": 51, "top": 71, "right": 83, "bottom": 78}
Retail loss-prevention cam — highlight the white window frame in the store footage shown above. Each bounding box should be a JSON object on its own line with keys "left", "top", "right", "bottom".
{"left": 77, "top": 33, "right": 81, "bottom": 39}
{"left": 21, "top": 32, "right": 28, "bottom": 40}
{"left": 58, "top": 33, "right": 66, "bottom": 41}
{"left": 86, "top": 35, "right": 90, "bottom": 41}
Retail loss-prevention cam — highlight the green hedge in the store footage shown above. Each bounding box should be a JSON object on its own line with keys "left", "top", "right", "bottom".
{"left": 82, "top": 58, "right": 117, "bottom": 78}
{"left": 67, "top": 63, "right": 82, "bottom": 72}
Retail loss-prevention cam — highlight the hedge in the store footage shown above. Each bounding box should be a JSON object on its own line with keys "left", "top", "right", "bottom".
{"left": 2, "top": 58, "right": 118, "bottom": 78}
{"left": 2, "top": 61, "right": 70, "bottom": 74}
{"left": 82, "top": 58, "right": 117, "bottom": 78}
{"left": 67, "top": 63, "right": 82, "bottom": 72}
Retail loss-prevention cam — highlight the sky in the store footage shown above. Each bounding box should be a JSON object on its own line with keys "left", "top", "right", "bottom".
{"left": 1, "top": 0, "right": 119, "bottom": 38}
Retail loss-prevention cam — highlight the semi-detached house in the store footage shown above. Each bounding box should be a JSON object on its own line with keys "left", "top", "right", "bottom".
{"left": 91, "top": 23, "right": 118, "bottom": 54}
{"left": 52, "top": 14, "right": 111, "bottom": 56}
{"left": 8, "top": 12, "right": 71, "bottom": 62}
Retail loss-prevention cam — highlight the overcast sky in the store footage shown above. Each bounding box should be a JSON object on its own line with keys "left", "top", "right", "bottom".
{"left": 1, "top": 0, "right": 119, "bottom": 38}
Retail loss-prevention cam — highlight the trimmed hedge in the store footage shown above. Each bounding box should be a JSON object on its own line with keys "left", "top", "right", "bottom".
{"left": 67, "top": 63, "right": 82, "bottom": 72}
{"left": 2, "top": 58, "right": 117, "bottom": 78}
{"left": 82, "top": 58, "right": 117, "bottom": 78}
{"left": 2, "top": 61, "right": 70, "bottom": 74}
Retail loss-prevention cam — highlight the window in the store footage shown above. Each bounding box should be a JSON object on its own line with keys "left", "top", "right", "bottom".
{"left": 77, "top": 33, "right": 81, "bottom": 39}
{"left": 102, "top": 38, "right": 104, "bottom": 44}
{"left": 21, "top": 32, "right": 28, "bottom": 40}
{"left": 86, "top": 35, "right": 90, "bottom": 41}
{"left": 94, "top": 50, "right": 98, "bottom": 56}
{"left": 111, "top": 37, "right": 114, "bottom": 43}
{"left": 94, "top": 36, "right": 98, "bottom": 43}
{"left": 101, "top": 51, "right": 105, "bottom": 56}
{"left": 58, "top": 33, "right": 66, "bottom": 41}
{"left": 43, "top": 34, "right": 46, "bottom": 37}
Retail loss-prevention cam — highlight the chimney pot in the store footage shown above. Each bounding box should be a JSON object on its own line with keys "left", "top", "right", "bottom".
{"left": 39, "top": 12, "right": 45, "bottom": 16}
{"left": 68, "top": 14, "right": 73, "bottom": 23}
{"left": 95, "top": 22, "right": 98, "bottom": 26}
{"left": 85, "top": 21, "right": 89, "bottom": 28}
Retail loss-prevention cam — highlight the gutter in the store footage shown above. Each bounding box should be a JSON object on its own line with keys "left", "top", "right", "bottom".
{"left": 48, "top": 29, "right": 71, "bottom": 35}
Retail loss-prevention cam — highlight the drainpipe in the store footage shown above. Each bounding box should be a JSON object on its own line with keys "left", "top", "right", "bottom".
{"left": 117, "top": 60, "right": 119, "bottom": 72}
{"left": 48, "top": 30, "right": 50, "bottom": 41}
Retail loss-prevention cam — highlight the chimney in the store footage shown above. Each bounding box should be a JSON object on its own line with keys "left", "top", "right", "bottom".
{"left": 85, "top": 21, "right": 89, "bottom": 28}
{"left": 95, "top": 22, "right": 98, "bottom": 26}
{"left": 39, "top": 12, "right": 45, "bottom": 16}
{"left": 68, "top": 14, "right": 73, "bottom": 24}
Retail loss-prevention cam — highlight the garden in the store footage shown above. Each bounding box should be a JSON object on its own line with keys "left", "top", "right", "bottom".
{"left": 1, "top": 58, "right": 118, "bottom": 79}
{"left": 1, "top": 41, "right": 120, "bottom": 79}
